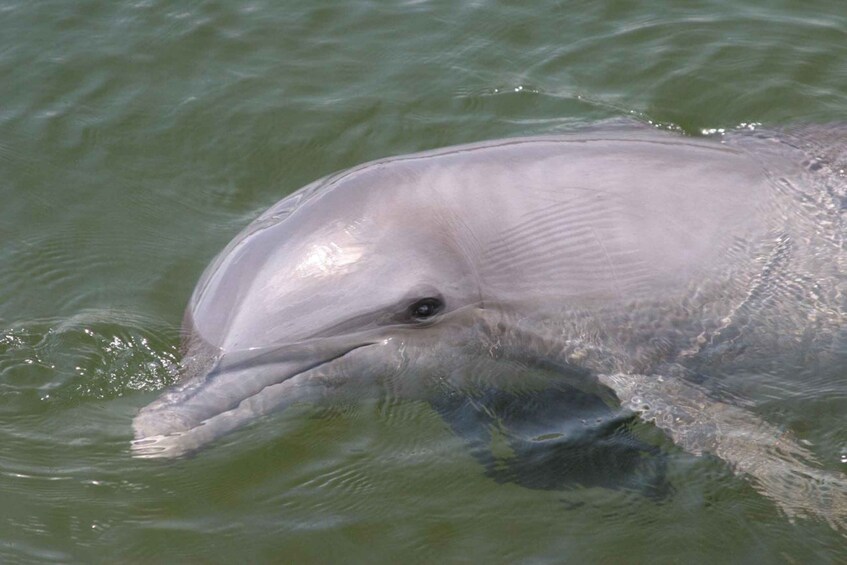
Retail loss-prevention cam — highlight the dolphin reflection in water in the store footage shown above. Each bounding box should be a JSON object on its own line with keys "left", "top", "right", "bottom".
{"left": 133, "top": 123, "right": 847, "bottom": 530}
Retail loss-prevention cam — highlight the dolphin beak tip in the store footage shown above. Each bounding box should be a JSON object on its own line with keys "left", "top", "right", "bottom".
{"left": 131, "top": 407, "right": 199, "bottom": 459}
{"left": 130, "top": 433, "right": 189, "bottom": 459}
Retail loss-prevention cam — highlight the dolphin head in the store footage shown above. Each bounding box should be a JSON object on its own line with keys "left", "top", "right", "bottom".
{"left": 132, "top": 167, "right": 489, "bottom": 457}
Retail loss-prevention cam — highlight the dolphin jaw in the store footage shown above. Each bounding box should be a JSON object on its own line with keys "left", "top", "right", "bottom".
{"left": 131, "top": 338, "right": 381, "bottom": 458}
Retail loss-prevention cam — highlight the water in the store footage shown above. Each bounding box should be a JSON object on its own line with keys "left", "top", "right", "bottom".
{"left": 1, "top": 0, "right": 846, "bottom": 561}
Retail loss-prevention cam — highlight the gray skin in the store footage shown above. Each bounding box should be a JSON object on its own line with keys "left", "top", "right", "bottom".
{"left": 133, "top": 123, "right": 847, "bottom": 529}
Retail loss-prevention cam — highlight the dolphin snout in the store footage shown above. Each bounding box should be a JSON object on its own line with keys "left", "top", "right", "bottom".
{"left": 132, "top": 336, "right": 378, "bottom": 458}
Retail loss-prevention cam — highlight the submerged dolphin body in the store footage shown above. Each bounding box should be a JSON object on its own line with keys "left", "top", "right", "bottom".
{"left": 133, "top": 123, "right": 847, "bottom": 528}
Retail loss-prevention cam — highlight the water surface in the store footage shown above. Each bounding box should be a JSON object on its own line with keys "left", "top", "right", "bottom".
{"left": 2, "top": 0, "right": 847, "bottom": 562}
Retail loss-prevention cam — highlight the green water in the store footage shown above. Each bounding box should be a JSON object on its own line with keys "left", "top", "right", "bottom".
{"left": 2, "top": 0, "right": 846, "bottom": 562}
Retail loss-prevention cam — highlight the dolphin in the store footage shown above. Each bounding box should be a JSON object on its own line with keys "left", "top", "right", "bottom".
{"left": 133, "top": 122, "right": 847, "bottom": 529}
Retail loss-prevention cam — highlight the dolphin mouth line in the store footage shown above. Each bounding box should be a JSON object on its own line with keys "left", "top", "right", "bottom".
{"left": 131, "top": 340, "right": 380, "bottom": 458}
{"left": 226, "top": 339, "right": 380, "bottom": 399}
{"left": 131, "top": 339, "right": 380, "bottom": 454}
{"left": 178, "top": 339, "right": 379, "bottom": 408}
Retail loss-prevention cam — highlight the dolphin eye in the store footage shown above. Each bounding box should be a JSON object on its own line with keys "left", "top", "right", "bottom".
{"left": 409, "top": 297, "right": 443, "bottom": 321}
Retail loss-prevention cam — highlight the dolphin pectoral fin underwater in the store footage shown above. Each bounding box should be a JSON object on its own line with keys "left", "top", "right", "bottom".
{"left": 430, "top": 381, "right": 670, "bottom": 496}
{"left": 134, "top": 123, "right": 847, "bottom": 530}
{"left": 477, "top": 309, "right": 847, "bottom": 527}
{"left": 599, "top": 369, "right": 847, "bottom": 530}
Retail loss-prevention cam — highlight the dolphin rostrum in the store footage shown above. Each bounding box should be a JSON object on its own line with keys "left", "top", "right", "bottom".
{"left": 133, "top": 123, "right": 847, "bottom": 529}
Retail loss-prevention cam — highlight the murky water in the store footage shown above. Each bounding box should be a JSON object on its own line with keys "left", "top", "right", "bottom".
{"left": 2, "top": 0, "right": 846, "bottom": 562}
